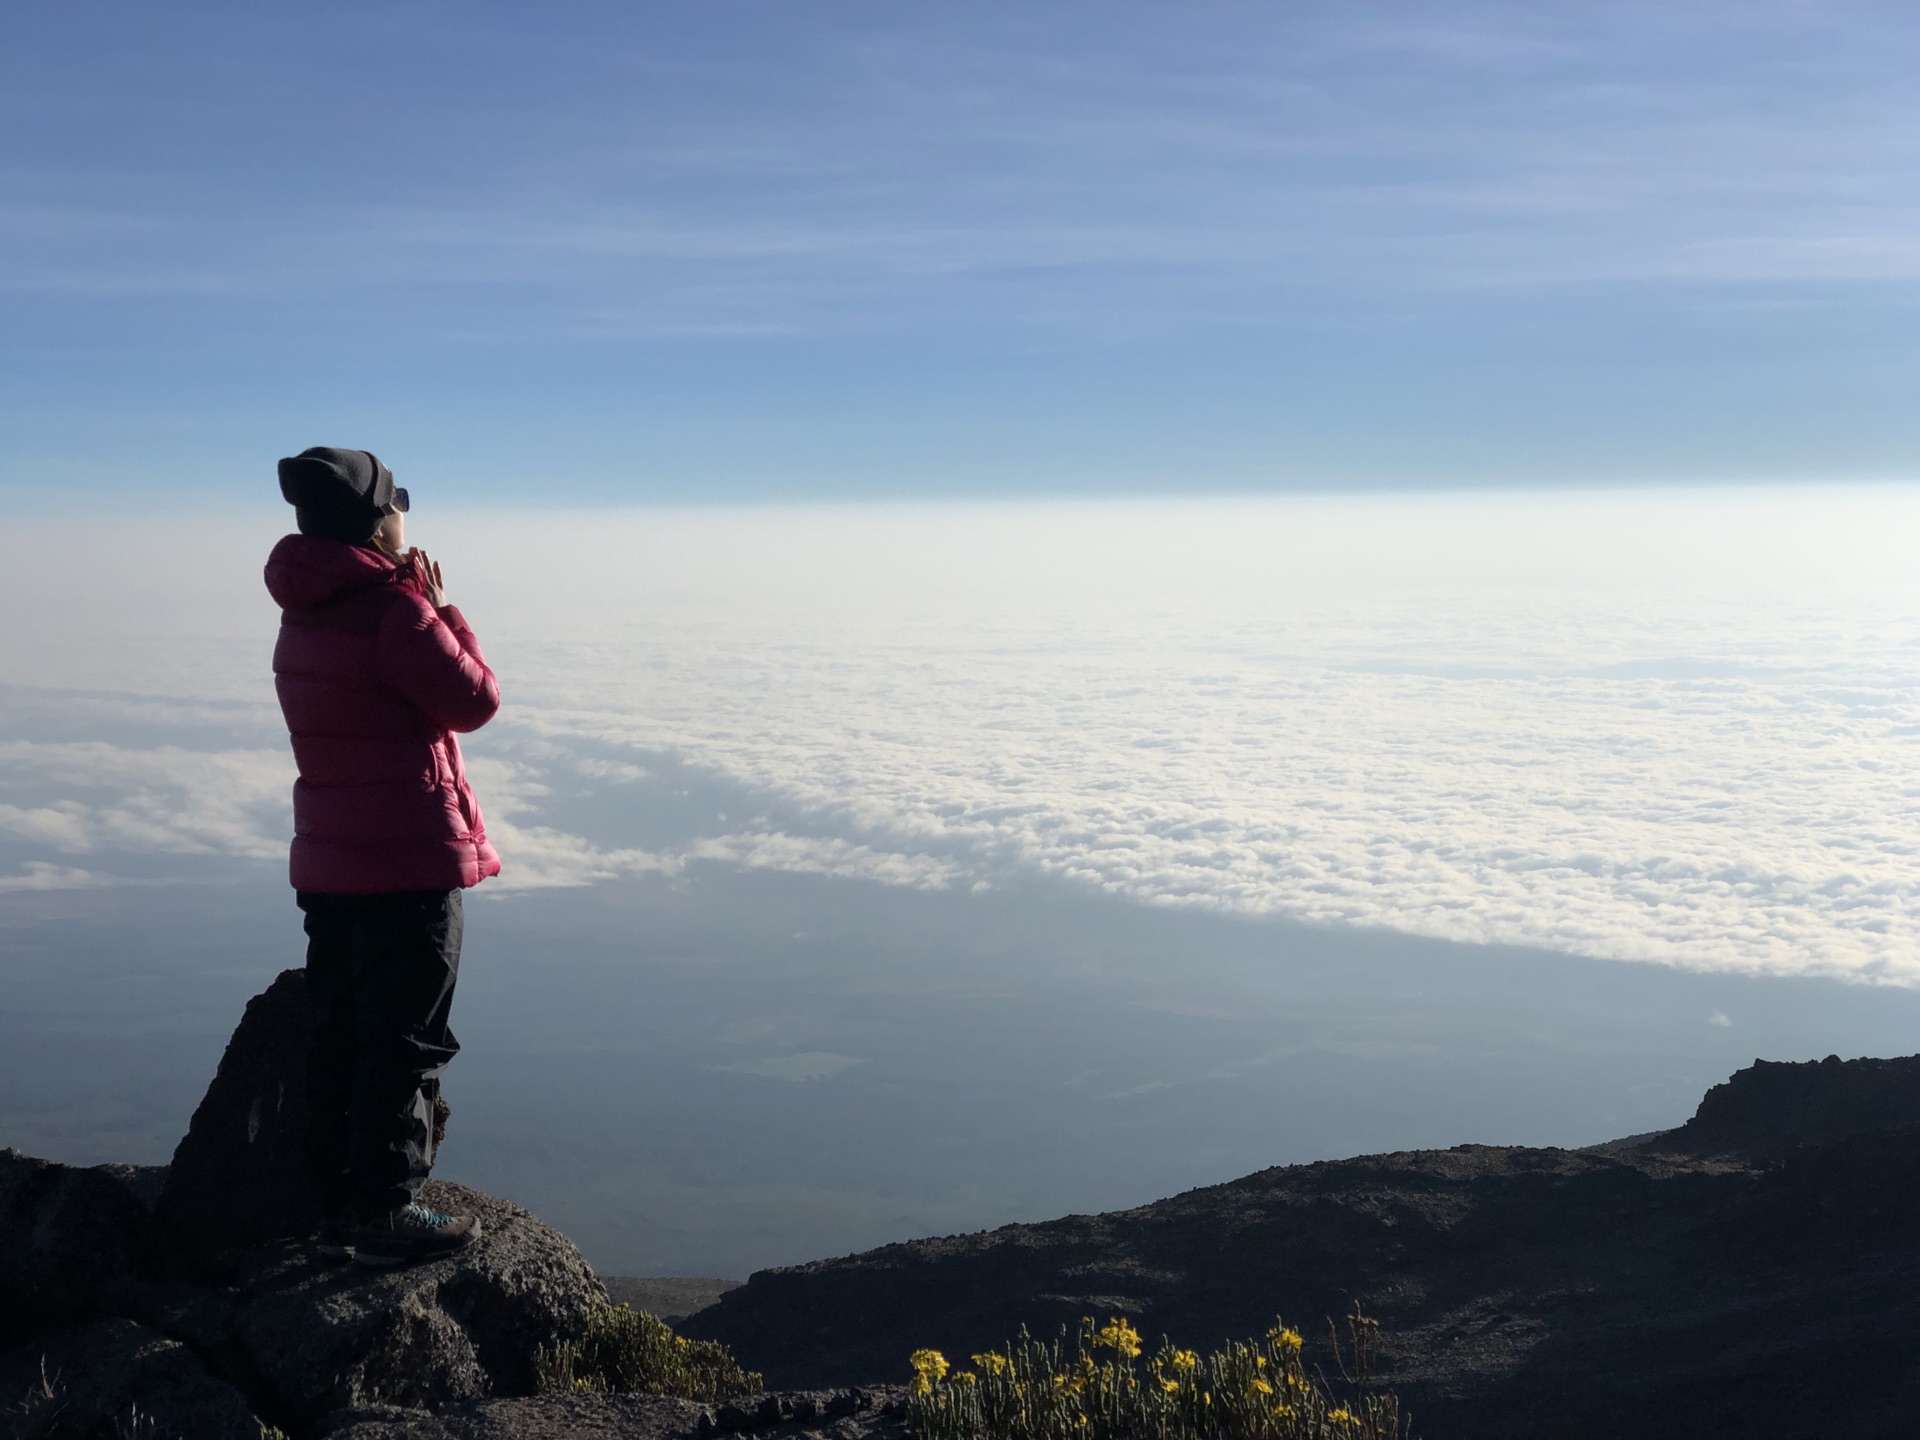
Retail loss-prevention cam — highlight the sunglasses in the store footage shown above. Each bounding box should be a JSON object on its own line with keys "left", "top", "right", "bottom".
{"left": 383, "top": 487, "right": 410, "bottom": 515}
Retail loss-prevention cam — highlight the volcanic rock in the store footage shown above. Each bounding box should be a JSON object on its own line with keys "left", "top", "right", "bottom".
{"left": 215, "top": 1180, "right": 607, "bottom": 1425}
{"left": 1653, "top": 1051, "right": 1920, "bottom": 1160}
{"left": 0, "top": 1171, "right": 607, "bottom": 1436}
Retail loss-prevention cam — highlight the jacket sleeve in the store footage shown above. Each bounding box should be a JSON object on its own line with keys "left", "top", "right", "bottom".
{"left": 376, "top": 595, "right": 501, "bottom": 734}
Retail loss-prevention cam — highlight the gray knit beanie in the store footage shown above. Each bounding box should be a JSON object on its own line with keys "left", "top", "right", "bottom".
{"left": 277, "top": 447, "right": 407, "bottom": 543}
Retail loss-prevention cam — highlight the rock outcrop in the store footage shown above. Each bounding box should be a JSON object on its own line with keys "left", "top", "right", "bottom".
{"left": 213, "top": 1181, "right": 606, "bottom": 1422}
{"left": 2, "top": 972, "right": 606, "bottom": 1440}
{"left": 1655, "top": 1051, "right": 1920, "bottom": 1161}
{"left": 686, "top": 1054, "right": 1920, "bottom": 1440}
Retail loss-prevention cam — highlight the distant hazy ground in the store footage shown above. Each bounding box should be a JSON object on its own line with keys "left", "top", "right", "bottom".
{"left": 5, "top": 866, "right": 1916, "bottom": 1277}
{"left": 5, "top": 488, "right": 1920, "bottom": 1274}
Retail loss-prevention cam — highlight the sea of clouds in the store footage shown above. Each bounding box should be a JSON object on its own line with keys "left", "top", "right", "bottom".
{"left": 6, "top": 484, "right": 1920, "bottom": 983}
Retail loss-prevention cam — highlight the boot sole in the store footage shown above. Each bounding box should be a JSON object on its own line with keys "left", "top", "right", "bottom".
{"left": 350, "top": 1226, "right": 481, "bottom": 1268}
{"left": 352, "top": 1242, "right": 471, "bottom": 1268}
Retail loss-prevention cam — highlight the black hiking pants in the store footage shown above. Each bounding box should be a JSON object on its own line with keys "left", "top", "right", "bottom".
{"left": 298, "top": 888, "right": 463, "bottom": 1220}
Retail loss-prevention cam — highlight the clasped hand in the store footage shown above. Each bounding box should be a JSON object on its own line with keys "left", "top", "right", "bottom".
{"left": 404, "top": 549, "right": 447, "bottom": 608}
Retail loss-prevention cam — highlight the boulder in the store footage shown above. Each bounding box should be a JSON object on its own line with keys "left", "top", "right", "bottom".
{"left": 157, "top": 969, "right": 320, "bottom": 1257}
{"left": 0, "top": 1149, "right": 153, "bottom": 1344}
{"left": 216, "top": 1181, "right": 607, "bottom": 1427}
{"left": 0, "top": 1317, "right": 270, "bottom": 1440}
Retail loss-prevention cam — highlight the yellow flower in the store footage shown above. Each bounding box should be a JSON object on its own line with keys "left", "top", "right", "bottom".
{"left": 1159, "top": 1378, "right": 1180, "bottom": 1394}
{"left": 1250, "top": 1378, "right": 1273, "bottom": 1396}
{"left": 1170, "top": 1349, "right": 1200, "bottom": 1372}
{"left": 973, "top": 1352, "right": 1010, "bottom": 1377}
{"left": 1093, "top": 1317, "right": 1143, "bottom": 1359}
{"left": 909, "top": 1349, "right": 950, "bottom": 1396}
{"left": 1272, "top": 1326, "right": 1303, "bottom": 1354}
{"left": 1328, "top": 1405, "right": 1357, "bottom": 1427}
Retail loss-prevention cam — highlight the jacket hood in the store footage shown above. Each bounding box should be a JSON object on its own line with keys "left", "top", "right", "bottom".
{"left": 265, "top": 533, "right": 398, "bottom": 612}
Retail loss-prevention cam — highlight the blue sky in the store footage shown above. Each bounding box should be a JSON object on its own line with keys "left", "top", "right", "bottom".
{"left": 3, "top": 0, "right": 1915, "bottom": 503}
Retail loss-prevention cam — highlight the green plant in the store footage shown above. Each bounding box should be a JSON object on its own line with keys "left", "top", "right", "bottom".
{"left": 535, "top": 1305, "right": 762, "bottom": 1401}
{"left": 907, "top": 1312, "right": 1408, "bottom": 1440}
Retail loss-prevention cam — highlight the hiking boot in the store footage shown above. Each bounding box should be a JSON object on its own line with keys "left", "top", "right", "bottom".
{"left": 315, "top": 1215, "right": 355, "bottom": 1262}
{"left": 349, "top": 1200, "right": 481, "bottom": 1268}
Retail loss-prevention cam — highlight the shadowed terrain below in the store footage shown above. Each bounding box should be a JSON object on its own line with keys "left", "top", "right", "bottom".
{"left": 685, "top": 1055, "right": 1920, "bottom": 1440}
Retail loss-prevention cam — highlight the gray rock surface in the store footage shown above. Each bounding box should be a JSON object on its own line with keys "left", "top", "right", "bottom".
{"left": 0, "top": 1159, "right": 607, "bottom": 1435}
{"left": 216, "top": 1180, "right": 607, "bottom": 1426}
{"left": 319, "top": 1388, "right": 908, "bottom": 1440}
{"left": 0, "top": 1317, "right": 269, "bottom": 1440}
{"left": 0, "top": 1149, "right": 153, "bottom": 1344}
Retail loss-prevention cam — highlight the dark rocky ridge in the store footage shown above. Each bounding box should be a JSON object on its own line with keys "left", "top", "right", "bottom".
{"left": 1670, "top": 1051, "right": 1920, "bottom": 1159}
{"left": 685, "top": 1054, "right": 1920, "bottom": 1440}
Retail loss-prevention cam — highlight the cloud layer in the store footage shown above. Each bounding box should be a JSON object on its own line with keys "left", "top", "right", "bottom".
{"left": 5, "top": 489, "right": 1920, "bottom": 983}
{"left": 468, "top": 490, "right": 1920, "bottom": 983}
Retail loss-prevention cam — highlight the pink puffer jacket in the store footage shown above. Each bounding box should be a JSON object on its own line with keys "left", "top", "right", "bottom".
{"left": 265, "top": 534, "right": 502, "bottom": 894}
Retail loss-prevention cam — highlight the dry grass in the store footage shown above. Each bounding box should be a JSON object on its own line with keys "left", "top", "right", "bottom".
{"left": 534, "top": 1304, "right": 763, "bottom": 1402}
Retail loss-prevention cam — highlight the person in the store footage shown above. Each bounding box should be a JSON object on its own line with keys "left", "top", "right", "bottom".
{"left": 265, "top": 446, "right": 502, "bottom": 1267}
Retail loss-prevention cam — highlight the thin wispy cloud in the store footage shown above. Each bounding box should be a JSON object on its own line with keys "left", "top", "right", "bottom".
{"left": 4, "top": 5, "right": 1915, "bottom": 304}
{"left": 2, "top": 1, "right": 1913, "bottom": 494}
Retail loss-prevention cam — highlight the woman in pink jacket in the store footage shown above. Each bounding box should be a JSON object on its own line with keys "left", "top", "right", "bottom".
{"left": 266, "top": 446, "right": 500, "bottom": 1267}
